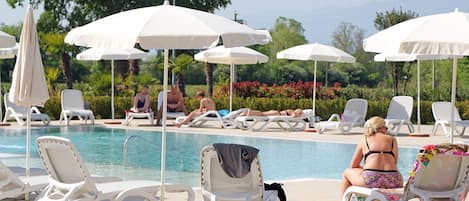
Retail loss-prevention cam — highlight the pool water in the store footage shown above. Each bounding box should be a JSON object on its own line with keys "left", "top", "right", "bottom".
{"left": 0, "top": 127, "right": 418, "bottom": 186}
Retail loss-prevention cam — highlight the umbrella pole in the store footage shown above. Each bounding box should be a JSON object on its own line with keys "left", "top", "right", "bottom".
{"left": 417, "top": 60, "right": 421, "bottom": 133}
{"left": 432, "top": 60, "right": 435, "bottom": 90}
{"left": 161, "top": 49, "right": 169, "bottom": 200}
{"left": 0, "top": 68, "right": 2, "bottom": 123}
{"left": 111, "top": 60, "right": 115, "bottom": 120}
{"left": 312, "top": 60, "right": 317, "bottom": 123}
{"left": 230, "top": 63, "right": 234, "bottom": 112}
{"left": 450, "top": 57, "right": 458, "bottom": 143}
{"left": 25, "top": 108, "right": 31, "bottom": 200}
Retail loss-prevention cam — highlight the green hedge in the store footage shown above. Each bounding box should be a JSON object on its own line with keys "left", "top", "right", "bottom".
{"left": 38, "top": 96, "right": 469, "bottom": 124}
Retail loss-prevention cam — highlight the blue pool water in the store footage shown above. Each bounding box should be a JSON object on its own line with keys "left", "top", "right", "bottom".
{"left": 0, "top": 127, "right": 419, "bottom": 186}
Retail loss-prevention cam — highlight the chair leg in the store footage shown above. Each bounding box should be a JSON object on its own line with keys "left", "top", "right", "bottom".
{"left": 460, "top": 127, "right": 466, "bottom": 136}
{"left": 432, "top": 124, "right": 439, "bottom": 136}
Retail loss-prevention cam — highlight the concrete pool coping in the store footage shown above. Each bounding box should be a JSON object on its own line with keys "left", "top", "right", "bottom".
{"left": 1, "top": 119, "right": 466, "bottom": 201}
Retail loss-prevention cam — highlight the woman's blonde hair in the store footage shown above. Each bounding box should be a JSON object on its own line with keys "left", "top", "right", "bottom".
{"left": 364, "top": 116, "right": 386, "bottom": 136}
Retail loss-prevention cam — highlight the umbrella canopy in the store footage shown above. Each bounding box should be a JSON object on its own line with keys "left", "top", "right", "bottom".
{"left": 195, "top": 45, "right": 268, "bottom": 111}
{"left": 0, "top": 31, "right": 16, "bottom": 48}
{"left": 64, "top": 0, "right": 270, "bottom": 196}
{"left": 277, "top": 43, "right": 355, "bottom": 120}
{"left": 0, "top": 43, "right": 18, "bottom": 59}
{"left": 8, "top": 6, "right": 49, "bottom": 176}
{"left": 364, "top": 9, "right": 469, "bottom": 142}
{"left": 77, "top": 47, "right": 148, "bottom": 120}
{"left": 65, "top": 2, "right": 269, "bottom": 50}
{"left": 194, "top": 45, "right": 268, "bottom": 65}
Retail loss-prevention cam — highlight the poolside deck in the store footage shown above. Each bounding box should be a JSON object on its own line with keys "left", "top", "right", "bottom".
{"left": 1, "top": 119, "right": 465, "bottom": 201}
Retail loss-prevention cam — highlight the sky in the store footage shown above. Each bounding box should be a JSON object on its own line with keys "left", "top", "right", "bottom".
{"left": 1, "top": 0, "right": 469, "bottom": 45}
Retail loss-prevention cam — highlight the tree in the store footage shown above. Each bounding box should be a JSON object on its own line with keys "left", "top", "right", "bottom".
{"left": 374, "top": 8, "right": 418, "bottom": 96}
{"left": 169, "top": 54, "right": 195, "bottom": 96}
{"left": 331, "top": 22, "right": 364, "bottom": 55}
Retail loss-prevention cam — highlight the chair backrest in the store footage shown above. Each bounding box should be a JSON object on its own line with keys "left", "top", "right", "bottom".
{"left": 342, "top": 99, "right": 368, "bottom": 123}
{"left": 61, "top": 89, "right": 85, "bottom": 111}
{"left": 36, "top": 136, "right": 97, "bottom": 192}
{"left": 4, "top": 93, "right": 29, "bottom": 115}
{"left": 432, "top": 102, "right": 462, "bottom": 122}
{"left": 405, "top": 144, "right": 469, "bottom": 197}
{"left": 386, "top": 96, "right": 413, "bottom": 120}
{"left": 200, "top": 145, "right": 264, "bottom": 200}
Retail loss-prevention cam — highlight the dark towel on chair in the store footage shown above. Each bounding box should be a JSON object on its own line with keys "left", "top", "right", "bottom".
{"left": 213, "top": 143, "right": 259, "bottom": 178}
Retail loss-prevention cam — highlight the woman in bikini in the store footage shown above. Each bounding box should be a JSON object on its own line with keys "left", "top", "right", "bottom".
{"left": 131, "top": 85, "right": 151, "bottom": 113}
{"left": 341, "top": 116, "right": 403, "bottom": 196}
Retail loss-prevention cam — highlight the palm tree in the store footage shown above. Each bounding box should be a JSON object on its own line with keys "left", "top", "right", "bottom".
{"left": 169, "top": 54, "right": 195, "bottom": 96}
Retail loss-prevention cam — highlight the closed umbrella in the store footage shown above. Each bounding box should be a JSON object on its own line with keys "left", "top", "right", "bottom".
{"left": 194, "top": 46, "right": 268, "bottom": 111}
{"left": 77, "top": 47, "right": 148, "bottom": 120}
{"left": 277, "top": 43, "right": 355, "bottom": 122}
{"left": 64, "top": 0, "right": 270, "bottom": 197}
{"left": 0, "top": 43, "right": 18, "bottom": 124}
{"left": 8, "top": 6, "right": 49, "bottom": 176}
{"left": 0, "top": 31, "right": 15, "bottom": 48}
{"left": 374, "top": 53, "right": 456, "bottom": 134}
{"left": 364, "top": 9, "right": 469, "bottom": 142}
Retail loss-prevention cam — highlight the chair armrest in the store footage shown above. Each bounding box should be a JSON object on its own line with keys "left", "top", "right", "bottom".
{"left": 31, "top": 107, "right": 41, "bottom": 114}
{"left": 328, "top": 113, "right": 341, "bottom": 121}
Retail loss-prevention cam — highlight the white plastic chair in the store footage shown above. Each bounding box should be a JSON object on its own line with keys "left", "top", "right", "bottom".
{"left": 385, "top": 96, "right": 415, "bottom": 135}
{"left": 432, "top": 102, "right": 469, "bottom": 136}
{"left": 176, "top": 108, "right": 248, "bottom": 128}
{"left": 200, "top": 145, "right": 277, "bottom": 201}
{"left": 234, "top": 109, "right": 314, "bottom": 131}
{"left": 316, "top": 99, "right": 368, "bottom": 134}
{"left": 0, "top": 161, "right": 49, "bottom": 200}
{"left": 123, "top": 110, "right": 154, "bottom": 126}
{"left": 3, "top": 93, "right": 50, "bottom": 126}
{"left": 35, "top": 136, "right": 195, "bottom": 201}
{"left": 343, "top": 144, "right": 469, "bottom": 201}
{"left": 59, "top": 89, "right": 95, "bottom": 126}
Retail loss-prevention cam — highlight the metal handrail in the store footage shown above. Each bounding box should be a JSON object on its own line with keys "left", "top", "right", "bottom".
{"left": 123, "top": 135, "right": 159, "bottom": 165}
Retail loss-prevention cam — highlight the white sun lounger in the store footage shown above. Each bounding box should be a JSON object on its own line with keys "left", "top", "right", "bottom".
{"left": 0, "top": 161, "right": 49, "bottom": 200}
{"left": 35, "top": 136, "right": 195, "bottom": 201}
{"left": 432, "top": 102, "right": 469, "bottom": 136}
{"left": 385, "top": 96, "right": 415, "bottom": 135}
{"left": 200, "top": 145, "right": 277, "bottom": 201}
{"left": 3, "top": 93, "right": 50, "bottom": 126}
{"left": 234, "top": 109, "right": 314, "bottom": 131}
{"left": 316, "top": 99, "right": 368, "bottom": 134}
{"left": 123, "top": 110, "right": 154, "bottom": 126}
{"left": 59, "top": 89, "right": 95, "bottom": 126}
{"left": 343, "top": 144, "right": 469, "bottom": 201}
{"left": 176, "top": 108, "right": 248, "bottom": 128}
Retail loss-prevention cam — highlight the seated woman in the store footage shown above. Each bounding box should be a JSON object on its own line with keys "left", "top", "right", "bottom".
{"left": 241, "top": 109, "right": 304, "bottom": 117}
{"left": 341, "top": 116, "right": 403, "bottom": 196}
{"left": 130, "top": 85, "right": 151, "bottom": 113}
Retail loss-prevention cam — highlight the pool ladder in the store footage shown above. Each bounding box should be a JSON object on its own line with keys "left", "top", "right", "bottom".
{"left": 123, "top": 135, "right": 159, "bottom": 165}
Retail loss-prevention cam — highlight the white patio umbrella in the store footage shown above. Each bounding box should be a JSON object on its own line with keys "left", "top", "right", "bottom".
{"left": 276, "top": 43, "right": 355, "bottom": 121}
{"left": 64, "top": 0, "right": 270, "bottom": 197}
{"left": 0, "top": 43, "right": 18, "bottom": 123}
{"left": 374, "top": 53, "right": 456, "bottom": 134}
{"left": 8, "top": 6, "right": 49, "bottom": 177}
{"left": 0, "top": 31, "right": 16, "bottom": 48}
{"left": 194, "top": 45, "right": 268, "bottom": 111}
{"left": 364, "top": 9, "right": 469, "bottom": 142}
{"left": 77, "top": 47, "right": 148, "bottom": 120}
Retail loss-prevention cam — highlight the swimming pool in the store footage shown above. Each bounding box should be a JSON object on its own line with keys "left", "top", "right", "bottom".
{"left": 0, "top": 127, "right": 419, "bottom": 186}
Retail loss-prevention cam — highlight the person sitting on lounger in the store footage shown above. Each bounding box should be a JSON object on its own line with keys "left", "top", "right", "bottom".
{"left": 241, "top": 109, "right": 304, "bottom": 117}
{"left": 341, "top": 116, "right": 403, "bottom": 196}
{"left": 175, "top": 90, "right": 216, "bottom": 128}
{"left": 155, "top": 85, "right": 188, "bottom": 125}
{"left": 130, "top": 85, "right": 151, "bottom": 113}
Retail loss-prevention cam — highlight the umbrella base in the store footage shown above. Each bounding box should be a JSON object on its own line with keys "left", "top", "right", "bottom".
{"left": 409, "top": 132, "right": 430, "bottom": 137}
{"left": 304, "top": 128, "right": 317, "bottom": 133}
{"left": 104, "top": 121, "right": 122, "bottom": 125}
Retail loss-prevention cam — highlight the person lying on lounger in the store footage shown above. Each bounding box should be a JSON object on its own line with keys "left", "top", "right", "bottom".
{"left": 174, "top": 90, "right": 216, "bottom": 128}
{"left": 130, "top": 85, "right": 151, "bottom": 113}
{"left": 341, "top": 116, "right": 403, "bottom": 196}
{"left": 240, "top": 109, "right": 304, "bottom": 117}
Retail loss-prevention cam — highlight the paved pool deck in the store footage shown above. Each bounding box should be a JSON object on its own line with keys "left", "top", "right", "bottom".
{"left": 1, "top": 119, "right": 466, "bottom": 201}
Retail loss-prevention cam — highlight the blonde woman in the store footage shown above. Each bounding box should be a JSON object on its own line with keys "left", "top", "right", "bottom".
{"left": 341, "top": 116, "right": 403, "bottom": 196}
